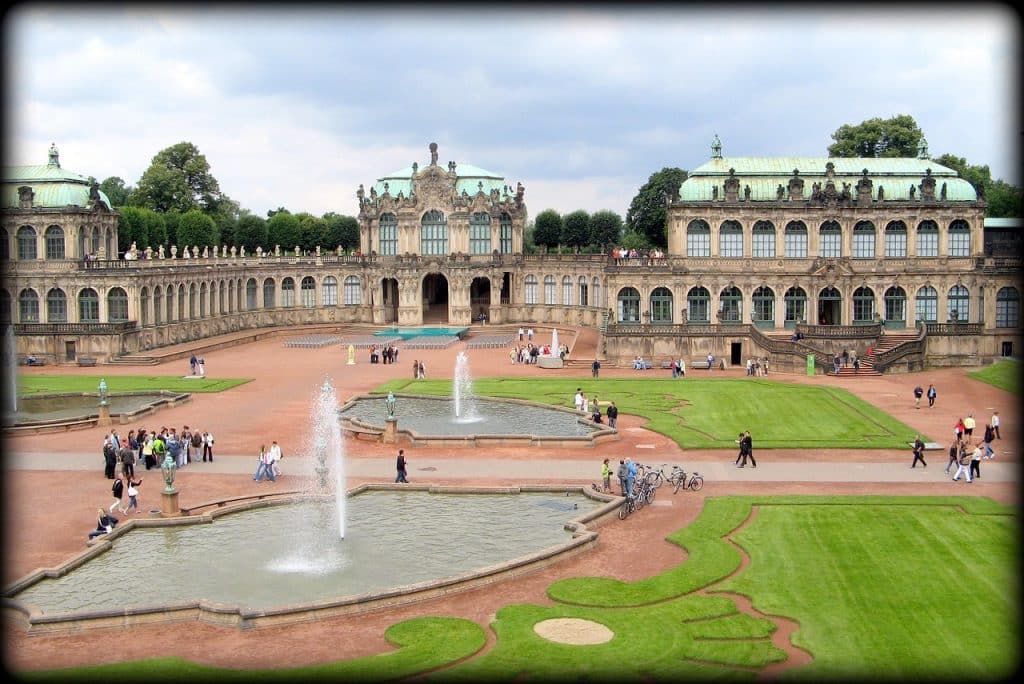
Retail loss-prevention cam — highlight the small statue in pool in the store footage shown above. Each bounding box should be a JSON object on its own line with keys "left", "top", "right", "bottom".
{"left": 385, "top": 391, "right": 397, "bottom": 418}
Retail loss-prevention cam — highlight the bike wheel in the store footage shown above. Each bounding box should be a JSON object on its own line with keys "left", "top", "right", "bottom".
{"left": 618, "top": 498, "right": 630, "bottom": 519}
{"left": 689, "top": 476, "right": 704, "bottom": 492}
{"left": 673, "top": 476, "right": 684, "bottom": 494}
{"left": 645, "top": 485, "right": 656, "bottom": 504}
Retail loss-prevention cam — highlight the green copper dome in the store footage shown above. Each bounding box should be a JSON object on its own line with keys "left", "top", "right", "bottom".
{"left": 2, "top": 144, "right": 113, "bottom": 210}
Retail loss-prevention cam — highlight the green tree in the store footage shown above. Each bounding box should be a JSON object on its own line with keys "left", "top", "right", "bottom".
{"left": 176, "top": 209, "right": 218, "bottom": 248}
{"left": 267, "top": 207, "right": 289, "bottom": 219}
{"left": 984, "top": 180, "right": 1023, "bottom": 218}
{"left": 234, "top": 213, "right": 268, "bottom": 252}
{"left": 562, "top": 210, "right": 590, "bottom": 252}
{"left": 267, "top": 211, "right": 299, "bottom": 252}
{"left": 323, "top": 213, "right": 360, "bottom": 251}
{"left": 117, "top": 206, "right": 167, "bottom": 253}
{"left": 163, "top": 210, "right": 181, "bottom": 247}
{"left": 620, "top": 229, "right": 651, "bottom": 252}
{"left": 625, "top": 167, "right": 687, "bottom": 248}
{"left": 589, "top": 210, "right": 624, "bottom": 250}
{"left": 532, "top": 209, "right": 563, "bottom": 252}
{"left": 130, "top": 141, "right": 224, "bottom": 214}
{"left": 98, "top": 176, "right": 132, "bottom": 207}
{"left": 828, "top": 115, "right": 923, "bottom": 158}
{"left": 295, "top": 212, "right": 328, "bottom": 252}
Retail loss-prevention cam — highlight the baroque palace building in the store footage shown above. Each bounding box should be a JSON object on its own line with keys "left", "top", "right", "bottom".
{"left": 1, "top": 140, "right": 1020, "bottom": 372}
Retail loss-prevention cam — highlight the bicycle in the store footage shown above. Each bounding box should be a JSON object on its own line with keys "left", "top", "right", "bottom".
{"left": 667, "top": 465, "right": 686, "bottom": 490}
{"left": 618, "top": 492, "right": 638, "bottom": 519}
{"left": 644, "top": 463, "right": 670, "bottom": 489}
{"left": 673, "top": 469, "right": 704, "bottom": 493}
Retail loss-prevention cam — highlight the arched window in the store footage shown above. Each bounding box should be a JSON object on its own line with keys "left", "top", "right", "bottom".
{"left": 0, "top": 289, "right": 9, "bottom": 325}
{"left": 687, "top": 286, "right": 710, "bottom": 323}
{"left": 499, "top": 213, "right": 513, "bottom": 254}
{"left": 139, "top": 287, "right": 149, "bottom": 326}
{"left": 177, "top": 284, "right": 186, "bottom": 321}
{"left": 0, "top": 228, "right": 9, "bottom": 261}
{"left": 524, "top": 275, "right": 538, "bottom": 305}
{"left": 752, "top": 286, "right": 774, "bottom": 324}
{"left": 199, "top": 283, "right": 208, "bottom": 318}
{"left": 617, "top": 287, "right": 640, "bottom": 322}
{"left": 246, "top": 278, "right": 258, "bottom": 310}
{"left": 343, "top": 276, "right": 361, "bottom": 305}
{"left": 263, "top": 278, "right": 275, "bottom": 309}
{"left": 687, "top": 219, "right": 710, "bottom": 257}
{"left": 852, "top": 221, "right": 875, "bottom": 258}
{"left": 45, "top": 225, "right": 65, "bottom": 260}
{"left": 752, "top": 221, "right": 775, "bottom": 258}
{"left": 948, "top": 219, "right": 970, "bottom": 257}
{"left": 884, "top": 221, "right": 907, "bottom": 257}
{"left": 884, "top": 286, "right": 907, "bottom": 324}
{"left": 46, "top": 288, "right": 67, "bottom": 323}
{"left": 915, "top": 286, "right": 938, "bottom": 323}
{"left": 784, "top": 286, "right": 806, "bottom": 326}
{"left": 420, "top": 210, "right": 448, "bottom": 255}
{"left": 281, "top": 277, "right": 295, "bottom": 307}
{"left": 154, "top": 287, "right": 163, "bottom": 325}
{"left": 996, "top": 287, "right": 1019, "bottom": 328}
{"left": 79, "top": 288, "right": 99, "bottom": 323}
{"left": 650, "top": 287, "right": 673, "bottom": 324}
{"left": 578, "top": 276, "right": 589, "bottom": 306}
{"left": 819, "top": 221, "right": 841, "bottom": 258}
{"left": 719, "top": 220, "right": 743, "bottom": 258}
{"left": 91, "top": 226, "right": 101, "bottom": 255}
{"left": 719, "top": 286, "right": 742, "bottom": 323}
{"left": 852, "top": 286, "right": 875, "bottom": 322}
{"left": 784, "top": 221, "right": 807, "bottom": 258}
{"left": 301, "top": 276, "right": 316, "bottom": 308}
{"left": 17, "top": 226, "right": 37, "bottom": 260}
{"left": 166, "top": 285, "right": 175, "bottom": 322}
{"left": 189, "top": 283, "right": 197, "bottom": 318}
{"left": 562, "top": 276, "right": 573, "bottom": 306}
{"left": 379, "top": 213, "right": 397, "bottom": 255}
{"left": 591, "top": 277, "right": 601, "bottom": 309}
{"left": 916, "top": 220, "right": 939, "bottom": 257}
{"left": 105, "top": 286, "right": 128, "bottom": 323}
{"left": 19, "top": 288, "right": 39, "bottom": 322}
{"left": 469, "top": 212, "right": 491, "bottom": 254}
{"left": 543, "top": 275, "right": 556, "bottom": 305}
{"left": 322, "top": 276, "right": 338, "bottom": 306}
{"left": 948, "top": 285, "right": 969, "bottom": 322}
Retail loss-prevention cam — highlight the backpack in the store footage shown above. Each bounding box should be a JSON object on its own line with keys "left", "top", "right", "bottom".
{"left": 191, "top": 433, "right": 202, "bottom": 448}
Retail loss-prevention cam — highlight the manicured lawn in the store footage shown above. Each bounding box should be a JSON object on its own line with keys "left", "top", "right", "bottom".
{"left": 376, "top": 377, "right": 923, "bottom": 449}
{"left": 16, "top": 375, "right": 251, "bottom": 395}
{"left": 968, "top": 358, "right": 1020, "bottom": 395}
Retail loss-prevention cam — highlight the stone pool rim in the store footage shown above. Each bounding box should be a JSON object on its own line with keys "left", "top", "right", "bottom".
{"left": 3, "top": 484, "right": 621, "bottom": 634}
{"left": 3, "top": 390, "right": 192, "bottom": 434}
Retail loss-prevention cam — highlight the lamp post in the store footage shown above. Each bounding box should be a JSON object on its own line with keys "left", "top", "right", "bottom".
{"left": 97, "top": 378, "right": 112, "bottom": 427}
{"left": 98, "top": 378, "right": 108, "bottom": 406}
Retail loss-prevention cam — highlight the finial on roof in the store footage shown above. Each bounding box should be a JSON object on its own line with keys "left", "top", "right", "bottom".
{"left": 48, "top": 142, "right": 60, "bottom": 168}
{"left": 429, "top": 142, "right": 438, "bottom": 166}
{"left": 711, "top": 134, "right": 722, "bottom": 159}
{"left": 917, "top": 137, "right": 929, "bottom": 159}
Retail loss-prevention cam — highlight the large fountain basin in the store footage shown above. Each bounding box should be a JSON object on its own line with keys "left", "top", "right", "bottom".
{"left": 4, "top": 391, "right": 191, "bottom": 433}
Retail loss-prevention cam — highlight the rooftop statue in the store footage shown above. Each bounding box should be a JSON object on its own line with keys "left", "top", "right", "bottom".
{"left": 429, "top": 142, "right": 438, "bottom": 166}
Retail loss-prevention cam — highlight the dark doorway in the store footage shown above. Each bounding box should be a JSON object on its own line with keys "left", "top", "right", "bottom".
{"left": 422, "top": 273, "right": 449, "bottom": 324}
{"left": 64, "top": 340, "right": 76, "bottom": 361}
{"left": 817, "top": 287, "right": 842, "bottom": 325}
{"left": 501, "top": 272, "right": 512, "bottom": 305}
{"left": 470, "top": 277, "right": 491, "bottom": 323}
{"left": 381, "top": 278, "right": 399, "bottom": 323}
{"left": 1001, "top": 341, "right": 1013, "bottom": 357}
{"left": 730, "top": 342, "right": 742, "bottom": 366}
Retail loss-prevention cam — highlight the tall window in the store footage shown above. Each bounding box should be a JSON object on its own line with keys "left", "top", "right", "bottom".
{"left": 189, "top": 283, "right": 197, "bottom": 318}
{"left": 852, "top": 286, "right": 875, "bottom": 322}
{"left": 281, "top": 278, "right": 295, "bottom": 307}
{"left": 784, "top": 221, "right": 807, "bottom": 258}
{"left": 246, "top": 279, "right": 258, "bottom": 310}
{"left": 719, "top": 286, "right": 742, "bottom": 323}
{"left": 719, "top": 220, "right": 743, "bottom": 258}
{"left": 469, "top": 212, "right": 491, "bottom": 254}
{"left": 378, "top": 213, "right": 397, "bottom": 256}
{"left": 884, "top": 287, "right": 906, "bottom": 323}
{"left": 578, "top": 276, "right": 588, "bottom": 306}
{"left": 819, "top": 221, "right": 841, "bottom": 257}
{"left": 884, "top": 221, "right": 907, "bottom": 257}
{"left": 996, "top": 287, "right": 1019, "bottom": 328}
{"left": 752, "top": 286, "right": 774, "bottom": 323}
{"left": 617, "top": 287, "right": 640, "bottom": 322}
{"left": 178, "top": 285, "right": 186, "bottom": 321}
{"left": 17, "top": 226, "right": 37, "bottom": 260}
{"left": 592, "top": 278, "right": 601, "bottom": 309}
{"left": 19, "top": 288, "right": 39, "bottom": 322}
{"left": 263, "top": 278, "right": 276, "bottom": 309}
{"left": 499, "top": 213, "right": 513, "bottom": 254}
{"left": 154, "top": 287, "right": 162, "bottom": 325}
{"left": 852, "top": 221, "right": 875, "bottom": 258}
{"left": 915, "top": 286, "right": 938, "bottom": 322}
{"left": 650, "top": 287, "right": 673, "bottom": 324}
{"left": 948, "top": 285, "right": 969, "bottom": 322}
{"left": 166, "top": 285, "right": 174, "bottom": 322}
{"left": 91, "top": 227, "right": 100, "bottom": 255}
{"left": 916, "top": 221, "right": 939, "bottom": 257}
{"left": 948, "top": 219, "right": 970, "bottom": 257}
{"left": 524, "top": 275, "right": 538, "bottom": 305}
{"left": 107, "top": 287, "right": 128, "bottom": 322}
{"left": 562, "top": 276, "right": 573, "bottom": 306}
{"left": 688, "top": 287, "right": 710, "bottom": 322}
{"left": 45, "top": 226, "right": 65, "bottom": 259}
{"left": 343, "top": 276, "right": 361, "bottom": 305}
{"left": 752, "top": 221, "right": 775, "bottom": 258}
{"left": 322, "top": 276, "right": 338, "bottom": 306}
{"left": 46, "top": 288, "right": 67, "bottom": 323}
{"left": 79, "top": 288, "right": 99, "bottom": 322}
{"left": 420, "top": 210, "right": 448, "bottom": 255}
{"left": 0, "top": 228, "right": 8, "bottom": 260}
{"left": 199, "top": 283, "right": 208, "bottom": 318}
{"left": 687, "top": 219, "right": 710, "bottom": 257}
{"left": 543, "top": 275, "right": 556, "bottom": 305}
{"left": 301, "top": 276, "right": 316, "bottom": 308}
{"left": 784, "top": 287, "right": 806, "bottom": 324}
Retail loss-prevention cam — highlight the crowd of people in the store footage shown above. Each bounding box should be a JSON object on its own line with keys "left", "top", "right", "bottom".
{"left": 370, "top": 344, "right": 399, "bottom": 364}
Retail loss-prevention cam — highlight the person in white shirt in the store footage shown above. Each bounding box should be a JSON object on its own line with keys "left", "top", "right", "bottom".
{"left": 268, "top": 441, "right": 283, "bottom": 477}
{"left": 202, "top": 431, "right": 214, "bottom": 462}
{"left": 574, "top": 389, "right": 584, "bottom": 412}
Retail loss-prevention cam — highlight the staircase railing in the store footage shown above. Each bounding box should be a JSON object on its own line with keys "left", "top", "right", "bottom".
{"left": 873, "top": 322, "right": 927, "bottom": 373}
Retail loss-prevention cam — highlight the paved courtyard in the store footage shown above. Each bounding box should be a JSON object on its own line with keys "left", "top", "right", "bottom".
{"left": 2, "top": 326, "right": 1018, "bottom": 673}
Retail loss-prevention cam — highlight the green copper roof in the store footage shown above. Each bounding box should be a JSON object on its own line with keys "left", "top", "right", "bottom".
{"left": 679, "top": 157, "right": 977, "bottom": 202}
{"left": 3, "top": 148, "right": 113, "bottom": 210}
{"left": 373, "top": 162, "right": 508, "bottom": 200}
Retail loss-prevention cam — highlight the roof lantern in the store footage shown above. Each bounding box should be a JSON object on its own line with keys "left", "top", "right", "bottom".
{"left": 711, "top": 134, "right": 722, "bottom": 159}
{"left": 48, "top": 142, "right": 60, "bottom": 168}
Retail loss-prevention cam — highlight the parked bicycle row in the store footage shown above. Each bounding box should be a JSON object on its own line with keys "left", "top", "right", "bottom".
{"left": 596, "top": 459, "right": 704, "bottom": 518}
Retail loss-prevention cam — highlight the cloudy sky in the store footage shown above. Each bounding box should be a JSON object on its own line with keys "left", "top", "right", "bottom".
{"left": 5, "top": 4, "right": 1019, "bottom": 220}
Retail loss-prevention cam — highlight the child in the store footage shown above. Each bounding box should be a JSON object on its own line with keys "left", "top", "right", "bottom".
{"left": 123, "top": 477, "right": 143, "bottom": 514}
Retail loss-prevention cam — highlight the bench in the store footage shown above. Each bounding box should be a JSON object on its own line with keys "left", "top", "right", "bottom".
{"left": 23, "top": 358, "right": 47, "bottom": 366}
{"left": 631, "top": 360, "right": 652, "bottom": 370}
{"left": 77, "top": 357, "right": 98, "bottom": 367}
{"left": 690, "top": 360, "right": 711, "bottom": 370}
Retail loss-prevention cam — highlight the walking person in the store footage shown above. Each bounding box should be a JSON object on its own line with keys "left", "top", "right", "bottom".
{"left": 944, "top": 440, "right": 960, "bottom": 475}
{"left": 969, "top": 442, "right": 982, "bottom": 480}
{"left": 417, "top": 361, "right": 425, "bottom": 379}
{"left": 913, "top": 384, "right": 923, "bottom": 409}
{"left": 963, "top": 414, "right": 976, "bottom": 439}
{"left": 606, "top": 402, "right": 618, "bottom": 429}
{"left": 991, "top": 410, "right": 1001, "bottom": 440}
{"left": 740, "top": 431, "right": 756, "bottom": 468}
{"left": 123, "top": 476, "right": 143, "bottom": 514}
{"left": 927, "top": 384, "right": 937, "bottom": 407}
{"left": 735, "top": 432, "right": 746, "bottom": 466}
{"left": 189, "top": 353, "right": 197, "bottom": 376}
{"left": 592, "top": 358, "right": 601, "bottom": 378}
{"left": 600, "top": 458, "right": 612, "bottom": 493}
{"left": 616, "top": 459, "right": 628, "bottom": 497}
{"left": 982, "top": 424, "right": 995, "bottom": 459}
{"left": 910, "top": 435, "right": 927, "bottom": 468}
{"left": 952, "top": 447, "right": 973, "bottom": 483}
{"left": 109, "top": 475, "right": 125, "bottom": 514}
{"left": 395, "top": 449, "right": 409, "bottom": 483}
{"left": 269, "top": 440, "right": 283, "bottom": 478}
{"left": 253, "top": 444, "right": 269, "bottom": 481}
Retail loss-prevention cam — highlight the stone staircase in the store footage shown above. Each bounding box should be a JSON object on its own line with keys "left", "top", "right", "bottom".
{"left": 829, "top": 332, "right": 919, "bottom": 377}
{"left": 106, "top": 354, "right": 159, "bottom": 366}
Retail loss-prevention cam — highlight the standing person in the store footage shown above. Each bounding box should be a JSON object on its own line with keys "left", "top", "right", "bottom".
{"left": 983, "top": 424, "right": 996, "bottom": 459}
{"left": 150, "top": 432, "right": 166, "bottom": 468}
{"left": 991, "top": 410, "right": 1001, "bottom": 440}
{"left": 395, "top": 449, "right": 409, "bottom": 483}
{"left": 202, "top": 430, "right": 214, "bottom": 462}
{"left": 963, "top": 414, "right": 976, "bottom": 439}
{"left": 707, "top": 353, "right": 714, "bottom": 371}
{"left": 269, "top": 440, "right": 283, "bottom": 477}
{"left": 582, "top": 394, "right": 590, "bottom": 414}
{"left": 592, "top": 358, "right": 601, "bottom": 378}
{"left": 109, "top": 475, "right": 125, "bottom": 514}
{"left": 189, "top": 429, "right": 203, "bottom": 463}
{"left": 140, "top": 434, "right": 155, "bottom": 470}
{"left": 678, "top": 358, "right": 686, "bottom": 377}
{"left": 417, "top": 361, "right": 425, "bottom": 379}
{"left": 910, "top": 435, "right": 927, "bottom": 468}
{"left": 954, "top": 418, "right": 966, "bottom": 444}
{"left": 197, "top": 357, "right": 206, "bottom": 377}
{"left": 518, "top": 327, "right": 524, "bottom": 342}
{"left": 626, "top": 458, "right": 637, "bottom": 499}
{"left": 853, "top": 356, "right": 860, "bottom": 374}
{"left": 842, "top": 349, "right": 849, "bottom": 367}
{"left": 412, "top": 359, "right": 419, "bottom": 379}
{"left": 189, "top": 353, "right": 197, "bottom": 376}
{"left": 616, "top": 459, "right": 628, "bottom": 497}
{"left": 952, "top": 446, "right": 973, "bottom": 483}
{"left": 527, "top": 327, "right": 534, "bottom": 342}
{"left": 574, "top": 389, "right": 584, "bottom": 412}
{"left": 927, "top": 384, "right": 937, "bottom": 407}
{"left": 102, "top": 440, "right": 117, "bottom": 479}
{"left": 509, "top": 347, "right": 517, "bottom": 365}
{"left": 606, "top": 402, "right": 618, "bottom": 429}
{"left": 124, "top": 476, "right": 143, "bottom": 513}
{"left": 945, "top": 440, "right": 960, "bottom": 475}
{"left": 600, "top": 458, "right": 612, "bottom": 493}
{"left": 969, "top": 442, "right": 982, "bottom": 480}
{"left": 913, "top": 384, "right": 923, "bottom": 408}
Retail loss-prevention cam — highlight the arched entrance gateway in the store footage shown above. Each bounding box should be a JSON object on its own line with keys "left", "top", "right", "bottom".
{"left": 470, "top": 276, "right": 491, "bottom": 323}
{"left": 380, "top": 278, "right": 399, "bottom": 324}
{"left": 422, "top": 273, "right": 449, "bottom": 324}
